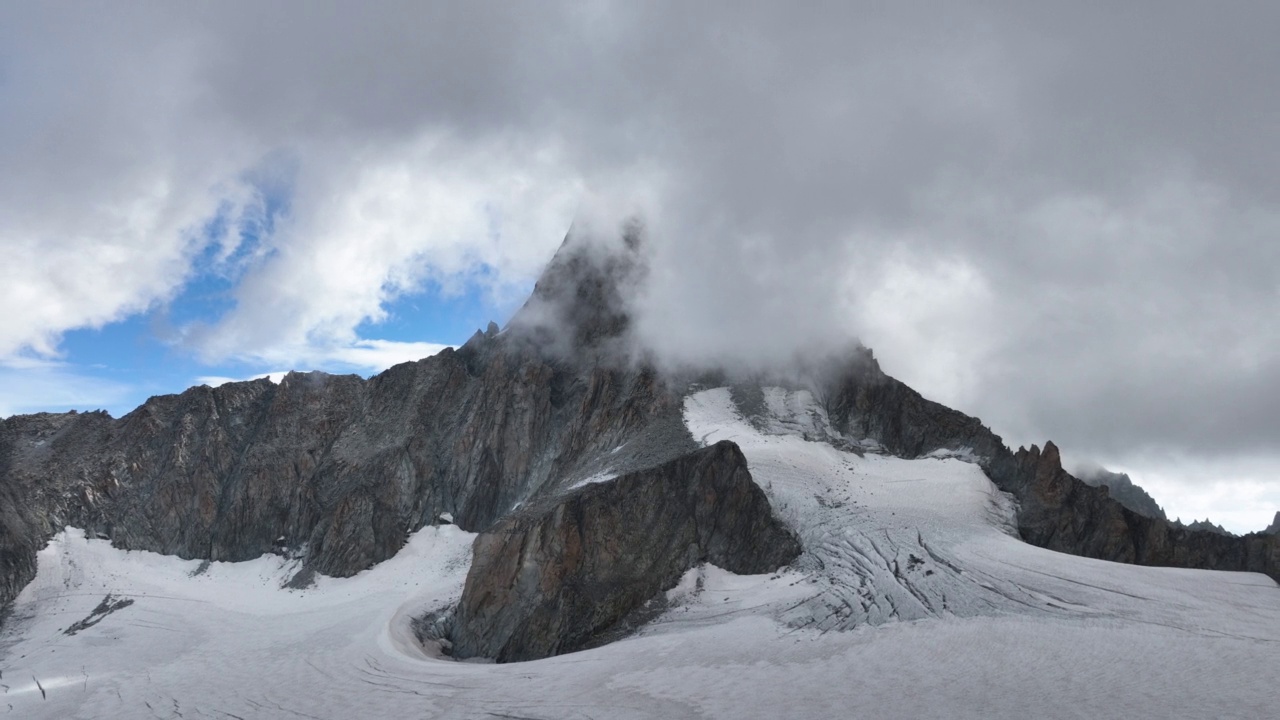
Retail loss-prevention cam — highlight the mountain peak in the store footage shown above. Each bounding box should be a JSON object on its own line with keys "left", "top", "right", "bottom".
{"left": 506, "top": 219, "right": 646, "bottom": 359}
{"left": 1263, "top": 511, "right": 1280, "bottom": 535}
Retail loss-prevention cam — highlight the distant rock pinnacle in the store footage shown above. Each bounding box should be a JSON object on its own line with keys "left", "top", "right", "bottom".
{"left": 1263, "top": 512, "right": 1280, "bottom": 535}
{"left": 1074, "top": 466, "right": 1167, "bottom": 520}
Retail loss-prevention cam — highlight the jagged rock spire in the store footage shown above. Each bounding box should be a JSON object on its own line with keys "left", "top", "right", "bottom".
{"left": 1263, "top": 511, "right": 1280, "bottom": 535}
{"left": 506, "top": 218, "right": 645, "bottom": 359}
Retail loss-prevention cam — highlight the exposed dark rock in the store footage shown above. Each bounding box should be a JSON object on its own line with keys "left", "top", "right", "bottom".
{"left": 986, "top": 443, "right": 1276, "bottom": 577}
{"left": 448, "top": 441, "right": 800, "bottom": 662}
{"left": 1265, "top": 512, "right": 1280, "bottom": 536}
{"left": 820, "top": 350, "right": 1280, "bottom": 583}
{"left": 0, "top": 229, "right": 695, "bottom": 617}
{"left": 2, "top": 410, "right": 116, "bottom": 617}
{"left": 1176, "top": 518, "right": 1234, "bottom": 536}
{"left": 823, "top": 348, "right": 1005, "bottom": 461}
{"left": 1074, "top": 466, "right": 1166, "bottom": 520}
{"left": 506, "top": 220, "right": 645, "bottom": 361}
{"left": 63, "top": 594, "right": 134, "bottom": 636}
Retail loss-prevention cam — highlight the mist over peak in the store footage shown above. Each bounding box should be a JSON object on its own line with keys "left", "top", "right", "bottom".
{"left": 508, "top": 203, "right": 875, "bottom": 384}
{"left": 505, "top": 217, "right": 646, "bottom": 362}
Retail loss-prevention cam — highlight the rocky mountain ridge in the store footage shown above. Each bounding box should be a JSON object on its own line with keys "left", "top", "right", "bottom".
{"left": 3, "top": 227, "right": 1278, "bottom": 661}
{"left": 444, "top": 440, "right": 799, "bottom": 661}
{"left": 1177, "top": 518, "right": 1235, "bottom": 536}
{"left": 1073, "top": 466, "right": 1167, "bottom": 520}
{"left": 2, "top": 231, "right": 699, "bottom": 621}
{"left": 823, "top": 353, "right": 1278, "bottom": 581}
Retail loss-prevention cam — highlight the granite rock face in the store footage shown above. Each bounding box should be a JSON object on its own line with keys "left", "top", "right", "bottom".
{"left": 821, "top": 351, "right": 1280, "bottom": 582}
{"left": 448, "top": 440, "right": 800, "bottom": 662}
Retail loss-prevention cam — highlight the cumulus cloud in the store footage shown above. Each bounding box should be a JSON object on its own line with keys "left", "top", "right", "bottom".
{"left": 2, "top": 1, "right": 1279, "bottom": 528}
{"left": 0, "top": 3, "right": 585, "bottom": 369}
{"left": 182, "top": 134, "right": 580, "bottom": 365}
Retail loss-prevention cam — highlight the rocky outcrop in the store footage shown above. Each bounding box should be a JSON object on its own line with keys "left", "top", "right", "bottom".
{"left": 1, "top": 229, "right": 694, "bottom": 614}
{"left": 820, "top": 351, "right": 1280, "bottom": 583}
{"left": 447, "top": 441, "right": 800, "bottom": 662}
{"left": 823, "top": 348, "right": 1006, "bottom": 461}
{"left": 2, "top": 410, "right": 116, "bottom": 613}
{"left": 985, "top": 443, "right": 1277, "bottom": 578}
{"left": 1074, "top": 466, "right": 1166, "bottom": 520}
{"left": 1265, "top": 512, "right": 1280, "bottom": 535}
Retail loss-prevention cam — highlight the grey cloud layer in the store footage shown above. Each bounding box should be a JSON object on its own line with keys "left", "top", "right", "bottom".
{"left": 2, "top": 2, "right": 1278, "bottom": 511}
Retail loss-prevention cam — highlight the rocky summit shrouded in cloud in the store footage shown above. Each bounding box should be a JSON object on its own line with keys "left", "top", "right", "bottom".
{"left": 0, "top": 2, "right": 1278, "bottom": 530}
{"left": 3, "top": 224, "right": 1277, "bottom": 719}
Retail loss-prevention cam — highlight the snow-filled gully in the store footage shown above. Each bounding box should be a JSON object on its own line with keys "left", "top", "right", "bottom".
{"left": 2, "top": 386, "right": 1278, "bottom": 719}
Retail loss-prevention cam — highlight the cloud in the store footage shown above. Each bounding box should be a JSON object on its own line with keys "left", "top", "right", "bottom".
{"left": 3, "top": 2, "right": 1279, "bottom": 523}
{"left": 182, "top": 134, "right": 580, "bottom": 366}
{"left": 0, "top": 4, "right": 586, "bottom": 368}
{"left": 280, "top": 339, "right": 453, "bottom": 375}
{"left": 0, "top": 4, "right": 273, "bottom": 359}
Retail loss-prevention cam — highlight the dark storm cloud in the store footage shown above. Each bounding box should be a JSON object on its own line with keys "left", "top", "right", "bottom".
{"left": 2, "top": 1, "right": 1278, "bottom": 525}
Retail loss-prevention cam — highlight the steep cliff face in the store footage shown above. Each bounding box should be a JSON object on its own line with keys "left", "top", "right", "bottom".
{"left": 448, "top": 440, "right": 800, "bottom": 662}
{"left": 0, "top": 230, "right": 693, "bottom": 613}
{"left": 507, "top": 220, "right": 644, "bottom": 359}
{"left": 822, "top": 353, "right": 1280, "bottom": 582}
{"left": 1, "top": 410, "right": 116, "bottom": 613}
{"left": 993, "top": 444, "right": 1277, "bottom": 576}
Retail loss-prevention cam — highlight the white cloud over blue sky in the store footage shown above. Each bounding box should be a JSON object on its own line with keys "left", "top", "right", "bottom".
{"left": 1, "top": 2, "right": 1278, "bottom": 532}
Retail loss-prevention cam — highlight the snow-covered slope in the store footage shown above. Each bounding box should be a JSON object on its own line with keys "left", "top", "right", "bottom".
{"left": 3, "top": 386, "right": 1278, "bottom": 719}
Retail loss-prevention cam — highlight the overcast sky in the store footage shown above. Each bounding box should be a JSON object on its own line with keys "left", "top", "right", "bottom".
{"left": 2, "top": 2, "right": 1277, "bottom": 532}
